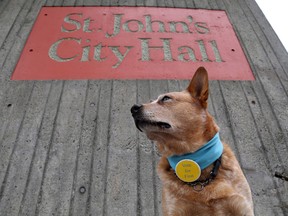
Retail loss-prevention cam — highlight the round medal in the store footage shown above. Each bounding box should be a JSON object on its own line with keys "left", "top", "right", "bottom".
{"left": 175, "top": 159, "right": 201, "bottom": 182}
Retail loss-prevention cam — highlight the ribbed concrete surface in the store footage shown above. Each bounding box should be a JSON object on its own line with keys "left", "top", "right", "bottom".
{"left": 0, "top": 0, "right": 287, "bottom": 215}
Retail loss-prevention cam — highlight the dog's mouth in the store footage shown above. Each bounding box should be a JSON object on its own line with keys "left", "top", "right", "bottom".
{"left": 134, "top": 119, "right": 171, "bottom": 132}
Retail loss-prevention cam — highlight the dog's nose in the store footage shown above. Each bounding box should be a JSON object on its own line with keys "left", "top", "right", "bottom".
{"left": 131, "top": 104, "right": 142, "bottom": 114}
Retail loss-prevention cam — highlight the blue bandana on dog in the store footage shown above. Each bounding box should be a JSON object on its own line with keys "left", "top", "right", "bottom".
{"left": 167, "top": 132, "right": 223, "bottom": 171}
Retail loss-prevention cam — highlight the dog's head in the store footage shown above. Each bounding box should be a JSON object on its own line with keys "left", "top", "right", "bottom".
{"left": 131, "top": 67, "right": 218, "bottom": 156}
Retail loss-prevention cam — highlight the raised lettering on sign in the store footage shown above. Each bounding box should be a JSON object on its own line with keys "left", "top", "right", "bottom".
{"left": 49, "top": 13, "right": 222, "bottom": 68}
{"left": 12, "top": 7, "right": 254, "bottom": 80}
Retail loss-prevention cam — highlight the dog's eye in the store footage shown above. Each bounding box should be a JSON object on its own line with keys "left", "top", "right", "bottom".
{"left": 161, "top": 96, "right": 171, "bottom": 102}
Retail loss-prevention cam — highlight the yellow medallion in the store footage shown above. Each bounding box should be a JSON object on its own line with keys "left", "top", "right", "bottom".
{"left": 175, "top": 159, "right": 201, "bottom": 182}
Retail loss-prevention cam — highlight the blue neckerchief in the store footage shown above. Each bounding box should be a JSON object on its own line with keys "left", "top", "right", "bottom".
{"left": 168, "top": 133, "right": 223, "bottom": 170}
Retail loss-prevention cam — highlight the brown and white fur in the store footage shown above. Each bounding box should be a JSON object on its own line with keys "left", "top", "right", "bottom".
{"left": 131, "top": 67, "right": 254, "bottom": 216}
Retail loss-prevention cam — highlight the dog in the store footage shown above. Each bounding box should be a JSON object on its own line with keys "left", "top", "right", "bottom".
{"left": 131, "top": 67, "right": 254, "bottom": 216}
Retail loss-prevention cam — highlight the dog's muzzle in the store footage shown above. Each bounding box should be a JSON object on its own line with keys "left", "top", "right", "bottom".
{"left": 131, "top": 104, "right": 171, "bottom": 132}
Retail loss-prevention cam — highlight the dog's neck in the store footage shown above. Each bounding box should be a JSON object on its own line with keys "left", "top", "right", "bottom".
{"left": 165, "top": 132, "right": 223, "bottom": 184}
{"left": 167, "top": 132, "right": 223, "bottom": 171}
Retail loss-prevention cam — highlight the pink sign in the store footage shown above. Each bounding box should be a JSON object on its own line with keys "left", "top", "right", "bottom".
{"left": 11, "top": 7, "right": 254, "bottom": 80}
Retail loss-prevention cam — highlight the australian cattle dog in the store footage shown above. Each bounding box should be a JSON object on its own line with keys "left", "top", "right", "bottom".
{"left": 131, "top": 67, "right": 254, "bottom": 215}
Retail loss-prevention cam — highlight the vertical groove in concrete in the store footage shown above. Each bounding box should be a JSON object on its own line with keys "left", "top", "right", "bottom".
{"left": 145, "top": 0, "right": 156, "bottom": 7}
{"left": 150, "top": 85, "right": 159, "bottom": 216}
{"left": 156, "top": 0, "right": 165, "bottom": 7}
{"left": 67, "top": 80, "right": 90, "bottom": 216}
{"left": 165, "top": 0, "right": 174, "bottom": 8}
{"left": 193, "top": 0, "right": 209, "bottom": 9}
{"left": 0, "top": 0, "right": 27, "bottom": 47}
{"left": 34, "top": 81, "right": 65, "bottom": 216}
{"left": 136, "top": 0, "right": 145, "bottom": 6}
{"left": 172, "top": 0, "right": 186, "bottom": 8}
{"left": 216, "top": 82, "right": 242, "bottom": 161}
{"left": 215, "top": 81, "right": 240, "bottom": 156}
{"left": 87, "top": 81, "right": 112, "bottom": 216}
{"left": 105, "top": 81, "right": 138, "bottom": 215}
{"left": 84, "top": 83, "right": 102, "bottom": 216}
{"left": 185, "top": 0, "right": 194, "bottom": 8}
{"left": 149, "top": 80, "right": 160, "bottom": 216}
{"left": 102, "top": 80, "right": 114, "bottom": 216}
{"left": 135, "top": 80, "right": 141, "bottom": 216}
{"left": 0, "top": 0, "right": 35, "bottom": 63}
{"left": 0, "top": 83, "right": 35, "bottom": 202}
{"left": 18, "top": 82, "right": 53, "bottom": 216}
{"left": 0, "top": 82, "right": 34, "bottom": 176}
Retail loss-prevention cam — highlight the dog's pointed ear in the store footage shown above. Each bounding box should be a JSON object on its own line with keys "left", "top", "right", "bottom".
{"left": 187, "top": 67, "right": 209, "bottom": 107}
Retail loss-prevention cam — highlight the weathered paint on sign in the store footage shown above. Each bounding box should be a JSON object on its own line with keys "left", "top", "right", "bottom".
{"left": 11, "top": 7, "right": 254, "bottom": 80}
